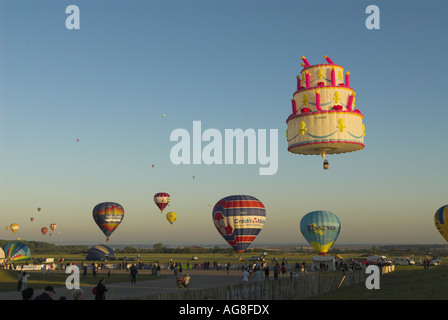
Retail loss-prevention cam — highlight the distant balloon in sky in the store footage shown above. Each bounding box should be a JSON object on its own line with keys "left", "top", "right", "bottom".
{"left": 212, "top": 195, "right": 266, "bottom": 254}
{"left": 166, "top": 212, "right": 177, "bottom": 225}
{"left": 92, "top": 202, "right": 124, "bottom": 242}
{"left": 10, "top": 223, "right": 19, "bottom": 234}
{"left": 41, "top": 227, "right": 48, "bottom": 236}
{"left": 30, "top": 217, "right": 34, "bottom": 222}
{"left": 300, "top": 210, "right": 341, "bottom": 256}
{"left": 37, "top": 208, "right": 41, "bottom": 212}
{"left": 50, "top": 224, "right": 57, "bottom": 231}
{"left": 77, "top": 139, "right": 79, "bottom": 142}
{"left": 5, "top": 226, "right": 10, "bottom": 230}
{"left": 4, "top": 242, "right": 31, "bottom": 262}
{"left": 162, "top": 114, "right": 166, "bottom": 117}
{"left": 434, "top": 205, "right": 448, "bottom": 243}
{"left": 154, "top": 193, "right": 170, "bottom": 213}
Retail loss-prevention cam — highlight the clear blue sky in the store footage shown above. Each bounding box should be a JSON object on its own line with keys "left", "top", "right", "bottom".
{"left": 0, "top": 0, "right": 447, "bottom": 248}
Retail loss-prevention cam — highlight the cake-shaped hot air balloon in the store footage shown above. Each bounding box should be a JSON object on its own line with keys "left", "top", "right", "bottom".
{"left": 92, "top": 202, "right": 124, "bottom": 242}
{"left": 434, "top": 205, "right": 448, "bottom": 243}
{"left": 212, "top": 195, "right": 266, "bottom": 254}
{"left": 286, "top": 56, "right": 365, "bottom": 169}
{"left": 300, "top": 210, "right": 341, "bottom": 256}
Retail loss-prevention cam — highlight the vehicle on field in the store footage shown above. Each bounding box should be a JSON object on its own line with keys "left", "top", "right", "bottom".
{"left": 394, "top": 257, "right": 415, "bottom": 265}
{"left": 367, "top": 256, "right": 392, "bottom": 265}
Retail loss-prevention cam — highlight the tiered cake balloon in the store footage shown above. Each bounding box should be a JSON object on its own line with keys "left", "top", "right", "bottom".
{"left": 286, "top": 56, "right": 365, "bottom": 169}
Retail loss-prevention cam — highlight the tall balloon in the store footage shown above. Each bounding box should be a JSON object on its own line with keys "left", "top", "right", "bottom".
{"left": 212, "top": 195, "right": 266, "bottom": 254}
{"left": 50, "top": 224, "right": 57, "bottom": 231}
{"left": 10, "top": 223, "right": 19, "bottom": 234}
{"left": 41, "top": 227, "right": 48, "bottom": 236}
{"left": 434, "top": 205, "right": 448, "bottom": 243}
{"left": 4, "top": 242, "right": 31, "bottom": 262}
{"left": 286, "top": 56, "right": 365, "bottom": 169}
{"left": 300, "top": 210, "right": 341, "bottom": 256}
{"left": 92, "top": 202, "right": 124, "bottom": 242}
{"left": 166, "top": 212, "right": 177, "bottom": 225}
{"left": 154, "top": 193, "right": 170, "bottom": 213}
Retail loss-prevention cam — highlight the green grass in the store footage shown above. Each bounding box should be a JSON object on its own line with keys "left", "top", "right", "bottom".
{"left": 311, "top": 264, "right": 448, "bottom": 300}
{"left": 0, "top": 269, "right": 164, "bottom": 292}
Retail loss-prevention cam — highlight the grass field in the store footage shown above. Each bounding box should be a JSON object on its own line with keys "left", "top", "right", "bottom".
{"left": 0, "top": 268, "right": 164, "bottom": 292}
{"left": 3, "top": 252, "right": 446, "bottom": 299}
{"left": 311, "top": 264, "right": 448, "bottom": 300}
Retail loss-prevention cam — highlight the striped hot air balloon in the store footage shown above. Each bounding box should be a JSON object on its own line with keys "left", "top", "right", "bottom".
{"left": 92, "top": 202, "right": 124, "bottom": 242}
{"left": 49, "top": 224, "right": 57, "bottom": 231}
{"left": 300, "top": 210, "right": 341, "bottom": 256}
{"left": 4, "top": 242, "right": 31, "bottom": 262}
{"left": 434, "top": 205, "right": 448, "bottom": 243}
{"left": 212, "top": 195, "right": 266, "bottom": 254}
{"left": 154, "top": 193, "right": 170, "bottom": 213}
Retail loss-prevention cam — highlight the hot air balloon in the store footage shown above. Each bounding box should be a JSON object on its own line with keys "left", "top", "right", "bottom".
{"left": 41, "top": 227, "right": 48, "bottom": 236}
{"left": 4, "top": 242, "right": 31, "bottom": 262}
{"left": 5, "top": 226, "right": 9, "bottom": 230}
{"left": 10, "top": 223, "right": 19, "bottom": 234}
{"left": 434, "top": 205, "right": 448, "bottom": 243}
{"left": 30, "top": 217, "right": 34, "bottom": 222}
{"left": 286, "top": 56, "right": 365, "bottom": 169}
{"left": 92, "top": 202, "right": 124, "bottom": 242}
{"left": 50, "top": 224, "right": 57, "bottom": 231}
{"left": 37, "top": 208, "right": 41, "bottom": 212}
{"left": 300, "top": 210, "right": 341, "bottom": 256}
{"left": 166, "top": 212, "right": 177, "bottom": 225}
{"left": 154, "top": 193, "right": 170, "bottom": 213}
{"left": 212, "top": 195, "right": 266, "bottom": 254}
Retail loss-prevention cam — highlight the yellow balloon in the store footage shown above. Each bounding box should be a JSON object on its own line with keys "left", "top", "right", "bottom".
{"left": 10, "top": 223, "right": 19, "bottom": 234}
{"left": 166, "top": 212, "right": 177, "bottom": 225}
{"left": 434, "top": 205, "right": 448, "bottom": 243}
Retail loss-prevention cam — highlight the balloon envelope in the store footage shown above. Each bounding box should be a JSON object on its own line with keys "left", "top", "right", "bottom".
{"left": 4, "top": 242, "right": 31, "bottom": 262}
{"left": 50, "top": 224, "right": 57, "bottom": 231}
{"left": 10, "top": 223, "right": 19, "bottom": 234}
{"left": 92, "top": 202, "right": 124, "bottom": 241}
{"left": 434, "top": 205, "right": 448, "bottom": 243}
{"left": 41, "top": 227, "right": 48, "bottom": 235}
{"left": 154, "top": 193, "right": 170, "bottom": 213}
{"left": 212, "top": 195, "right": 266, "bottom": 254}
{"left": 300, "top": 210, "right": 341, "bottom": 256}
{"left": 166, "top": 212, "right": 177, "bottom": 225}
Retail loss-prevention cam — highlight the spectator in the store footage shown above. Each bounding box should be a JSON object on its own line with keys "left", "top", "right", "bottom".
{"left": 22, "top": 288, "right": 34, "bottom": 300}
{"left": 34, "top": 286, "right": 56, "bottom": 300}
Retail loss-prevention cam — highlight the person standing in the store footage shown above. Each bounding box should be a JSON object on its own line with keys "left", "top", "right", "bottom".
{"left": 242, "top": 268, "right": 250, "bottom": 283}
{"left": 17, "top": 271, "right": 23, "bottom": 292}
{"left": 22, "top": 288, "right": 34, "bottom": 300}
{"left": 130, "top": 264, "right": 138, "bottom": 284}
{"left": 34, "top": 286, "right": 56, "bottom": 300}
{"left": 94, "top": 278, "right": 108, "bottom": 300}
{"left": 254, "top": 267, "right": 262, "bottom": 282}
{"left": 264, "top": 265, "right": 270, "bottom": 280}
{"left": 21, "top": 272, "right": 30, "bottom": 290}
{"left": 273, "top": 263, "right": 279, "bottom": 280}
{"left": 72, "top": 288, "right": 84, "bottom": 300}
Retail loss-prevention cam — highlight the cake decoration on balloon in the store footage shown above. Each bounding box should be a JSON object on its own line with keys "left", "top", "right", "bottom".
{"left": 286, "top": 56, "right": 365, "bottom": 169}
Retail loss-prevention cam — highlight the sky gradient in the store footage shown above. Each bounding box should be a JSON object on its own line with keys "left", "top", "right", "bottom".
{"left": 0, "top": 0, "right": 447, "bottom": 248}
